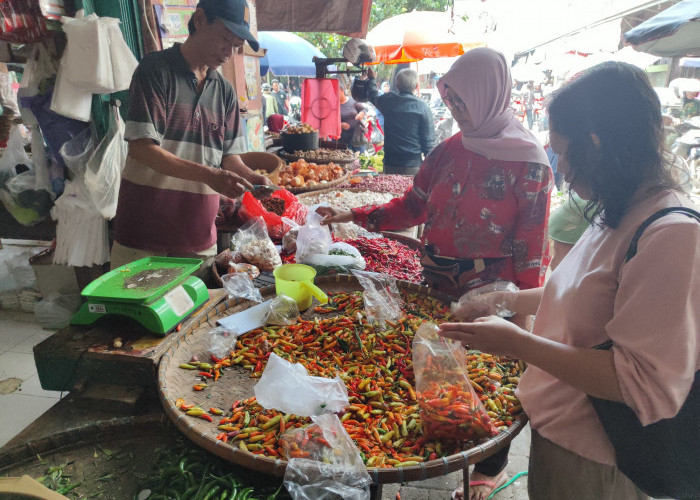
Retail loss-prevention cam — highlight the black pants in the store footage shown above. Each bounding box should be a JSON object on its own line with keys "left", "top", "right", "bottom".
{"left": 474, "top": 444, "right": 509, "bottom": 476}
{"left": 384, "top": 164, "right": 420, "bottom": 176}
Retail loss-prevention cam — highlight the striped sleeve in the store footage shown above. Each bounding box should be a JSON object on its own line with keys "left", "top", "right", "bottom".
{"left": 223, "top": 84, "right": 245, "bottom": 155}
{"left": 124, "top": 61, "right": 167, "bottom": 144}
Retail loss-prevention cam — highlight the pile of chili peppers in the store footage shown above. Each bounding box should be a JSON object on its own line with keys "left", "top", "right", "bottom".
{"left": 342, "top": 237, "right": 423, "bottom": 283}
{"left": 176, "top": 291, "right": 524, "bottom": 468}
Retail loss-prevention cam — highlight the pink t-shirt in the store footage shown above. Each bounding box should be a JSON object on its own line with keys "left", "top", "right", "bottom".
{"left": 517, "top": 189, "right": 700, "bottom": 465}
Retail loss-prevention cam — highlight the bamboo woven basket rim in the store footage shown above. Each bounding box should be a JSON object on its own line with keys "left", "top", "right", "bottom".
{"left": 158, "top": 275, "right": 527, "bottom": 484}
{"left": 283, "top": 169, "right": 353, "bottom": 194}
{"left": 0, "top": 414, "right": 167, "bottom": 472}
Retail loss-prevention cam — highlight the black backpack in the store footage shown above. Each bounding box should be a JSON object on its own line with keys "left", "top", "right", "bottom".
{"left": 588, "top": 206, "right": 700, "bottom": 500}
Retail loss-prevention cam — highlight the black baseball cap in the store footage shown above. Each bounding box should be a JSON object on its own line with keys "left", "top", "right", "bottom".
{"left": 197, "top": 0, "right": 259, "bottom": 51}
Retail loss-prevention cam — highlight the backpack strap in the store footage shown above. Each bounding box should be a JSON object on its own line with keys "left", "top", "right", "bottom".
{"left": 594, "top": 206, "right": 700, "bottom": 351}
{"left": 624, "top": 206, "right": 700, "bottom": 263}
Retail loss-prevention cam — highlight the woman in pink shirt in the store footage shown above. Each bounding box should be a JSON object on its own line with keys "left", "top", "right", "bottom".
{"left": 442, "top": 62, "right": 700, "bottom": 499}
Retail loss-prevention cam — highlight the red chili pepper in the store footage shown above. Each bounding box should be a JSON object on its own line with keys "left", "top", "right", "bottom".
{"left": 200, "top": 414, "right": 213, "bottom": 422}
{"left": 198, "top": 371, "right": 213, "bottom": 379}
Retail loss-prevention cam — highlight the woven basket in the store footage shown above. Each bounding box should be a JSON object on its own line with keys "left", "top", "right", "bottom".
{"left": 158, "top": 275, "right": 527, "bottom": 484}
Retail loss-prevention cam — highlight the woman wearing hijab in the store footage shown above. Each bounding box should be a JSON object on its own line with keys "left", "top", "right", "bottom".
{"left": 317, "top": 47, "right": 552, "bottom": 500}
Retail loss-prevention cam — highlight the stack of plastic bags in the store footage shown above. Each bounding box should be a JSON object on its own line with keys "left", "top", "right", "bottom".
{"left": 51, "top": 178, "right": 110, "bottom": 266}
{"left": 51, "top": 13, "right": 138, "bottom": 122}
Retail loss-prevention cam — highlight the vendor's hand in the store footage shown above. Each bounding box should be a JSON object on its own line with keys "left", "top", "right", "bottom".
{"left": 207, "top": 169, "right": 253, "bottom": 198}
{"left": 341, "top": 122, "right": 350, "bottom": 131}
{"left": 249, "top": 172, "right": 272, "bottom": 186}
{"left": 316, "top": 206, "right": 353, "bottom": 225}
{"left": 452, "top": 290, "right": 518, "bottom": 322}
{"left": 438, "top": 316, "right": 529, "bottom": 357}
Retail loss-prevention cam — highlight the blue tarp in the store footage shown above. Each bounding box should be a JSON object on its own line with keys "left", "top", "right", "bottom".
{"left": 259, "top": 31, "right": 327, "bottom": 77}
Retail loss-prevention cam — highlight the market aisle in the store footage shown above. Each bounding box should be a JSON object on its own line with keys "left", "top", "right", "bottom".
{"left": 0, "top": 309, "right": 61, "bottom": 449}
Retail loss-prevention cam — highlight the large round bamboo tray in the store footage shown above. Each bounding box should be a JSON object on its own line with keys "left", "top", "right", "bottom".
{"left": 158, "top": 275, "right": 527, "bottom": 484}
{"left": 283, "top": 168, "right": 353, "bottom": 194}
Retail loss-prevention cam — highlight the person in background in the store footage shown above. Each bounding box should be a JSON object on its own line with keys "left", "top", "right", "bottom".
{"left": 318, "top": 48, "right": 552, "bottom": 500}
{"left": 266, "top": 113, "right": 285, "bottom": 133}
{"left": 524, "top": 81, "right": 535, "bottom": 130}
{"left": 681, "top": 89, "right": 699, "bottom": 118}
{"left": 380, "top": 81, "right": 390, "bottom": 94}
{"left": 271, "top": 79, "right": 289, "bottom": 115}
{"left": 111, "top": 0, "right": 270, "bottom": 278}
{"left": 260, "top": 82, "right": 278, "bottom": 124}
{"left": 364, "top": 67, "right": 435, "bottom": 175}
{"left": 338, "top": 80, "right": 367, "bottom": 153}
{"left": 439, "top": 61, "right": 699, "bottom": 499}
{"left": 547, "top": 193, "right": 590, "bottom": 270}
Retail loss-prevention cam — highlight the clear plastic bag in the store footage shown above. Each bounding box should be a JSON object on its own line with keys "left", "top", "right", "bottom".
{"left": 451, "top": 281, "right": 519, "bottom": 320}
{"left": 281, "top": 217, "right": 300, "bottom": 254}
{"left": 282, "top": 413, "right": 371, "bottom": 500}
{"left": 351, "top": 270, "right": 402, "bottom": 329}
{"left": 208, "top": 325, "right": 240, "bottom": 359}
{"left": 0, "top": 125, "right": 31, "bottom": 186}
{"left": 254, "top": 353, "right": 349, "bottom": 417}
{"left": 295, "top": 209, "right": 332, "bottom": 264}
{"left": 412, "top": 322, "right": 498, "bottom": 441}
{"left": 85, "top": 104, "right": 127, "bottom": 219}
{"left": 34, "top": 292, "right": 82, "bottom": 329}
{"left": 221, "top": 272, "right": 263, "bottom": 303}
{"left": 59, "top": 126, "right": 95, "bottom": 176}
{"left": 230, "top": 217, "right": 282, "bottom": 271}
{"left": 304, "top": 242, "right": 366, "bottom": 275}
{"left": 265, "top": 294, "right": 299, "bottom": 326}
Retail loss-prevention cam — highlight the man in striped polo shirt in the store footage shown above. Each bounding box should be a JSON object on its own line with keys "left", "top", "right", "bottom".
{"left": 111, "top": 0, "right": 269, "bottom": 277}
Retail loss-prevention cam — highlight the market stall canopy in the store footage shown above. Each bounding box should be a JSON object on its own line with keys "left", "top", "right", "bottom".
{"left": 622, "top": 0, "right": 700, "bottom": 57}
{"left": 366, "top": 11, "right": 486, "bottom": 64}
{"left": 256, "top": 0, "right": 371, "bottom": 38}
{"left": 258, "top": 31, "right": 328, "bottom": 77}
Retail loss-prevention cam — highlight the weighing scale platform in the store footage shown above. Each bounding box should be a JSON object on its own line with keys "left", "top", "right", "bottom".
{"left": 71, "top": 257, "right": 209, "bottom": 335}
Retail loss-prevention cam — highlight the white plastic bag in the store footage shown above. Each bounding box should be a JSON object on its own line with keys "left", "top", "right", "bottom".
{"left": 295, "top": 210, "right": 332, "bottom": 264}
{"left": 282, "top": 414, "right": 371, "bottom": 500}
{"left": 84, "top": 104, "right": 127, "bottom": 219}
{"left": 0, "top": 126, "right": 32, "bottom": 186}
{"left": 254, "top": 353, "right": 349, "bottom": 417}
{"left": 59, "top": 126, "right": 95, "bottom": 176}
{"left": 17, "top": 42, "right": 58, "bottom": 125}
{"left": 351, "top": 270, "right": 402, "bottom": 329}
{"left": 60, "top": 14, "right": 114, "bottom": 93}
{"left": 304, "top": 241, "right": 366, "bottom": 275}
{"left": 451, "top": 281, "right": 519, "bottom": 319}
{"left": 104, "top": 18, "right": 138, "bottom": 91}
{"left": 230, "top": 217, "right": 282, "bottom": 271}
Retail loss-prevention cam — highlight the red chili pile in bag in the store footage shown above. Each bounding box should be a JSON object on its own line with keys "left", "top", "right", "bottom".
{"left": 239, "top": 188, "right": 307, "bottom": 241}
{"left": 342, "top": 236, "right": 423, "bottom": 283}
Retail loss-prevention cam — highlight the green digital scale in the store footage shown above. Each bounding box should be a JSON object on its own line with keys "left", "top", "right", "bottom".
{"left": 71, "top": 257, "right": 210, "bottom": 335}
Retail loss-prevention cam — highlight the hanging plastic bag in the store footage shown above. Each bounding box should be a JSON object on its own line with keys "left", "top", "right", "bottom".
{"left": 84, "top": 104, "right": 127, "bottom": 219}
{"left": 282, "top": 413, "right": 371, "bottom": 500}
{"left": 60, "top": 14, "right": 114, "bottom": 93}
{"left": 230, "top": 217, "right": 282, "bottom": 271}
{"left": 17, "top": 42, "right": 58, "bottom": 126}
{"left": 412, "top": 322, "right": 498, "bottom": 441}
{"left": 59, "top": 126, "right": 95, "bottom": 177}
{"left": 304, "top": 241, "right": 366, "bottom": 275}
{"left": 295, "top": 209, "right": 332, "bottom": 263}
{"left": 265, "top": 294, "right": 299, "bottom": 326}
{"left": 239, "top": 188, "right": 308, "bottom": 241}
{"left": 0, "top": 125, "right": 31, "bottom": 186}
{"left": 351, "top": 270, "right": 402, "bottom": 329}
{"left": 104, "top": 17, "right": 138, "bottom": 91}
{"left": 254, "top": 353, "right": 349, "bottom": 417}
{"left": 221, "top": 272, "right": 263, "bottom": 303}
{"left": 208, "top": 325, "right": 241, "bottom": 359}
{"left": 30, "top": 128, "right": 53, "bottom": 197}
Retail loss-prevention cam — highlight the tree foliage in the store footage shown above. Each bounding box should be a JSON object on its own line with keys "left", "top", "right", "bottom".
{"left": 295, "top": 0, "right": 453, "bottom": 59}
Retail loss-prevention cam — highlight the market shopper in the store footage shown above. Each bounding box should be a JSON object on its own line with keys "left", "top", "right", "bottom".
{"left": 271, "top": 79, "right": 289, "bottom": 115}
{"left": 363, "top": 67, "right": 435, "bottom": 175}
{"left": 317, "top": 47, "right": 552, "bottom": 500}
{"left": 111, "top": 0, "right": 270, "bottom": 276}
{"left": 338, "top": 80, "right": 367, "bottom": 153}
{"left": 260, "top": 82, "right": 278, "bottom": 123}
{"left": 440, "top": 61, "right": 700, "bottom": 499}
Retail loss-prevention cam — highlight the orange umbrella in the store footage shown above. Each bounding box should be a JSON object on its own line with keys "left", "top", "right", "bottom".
{"left": 366, "top": 11, "right": 485, "bottom": 64}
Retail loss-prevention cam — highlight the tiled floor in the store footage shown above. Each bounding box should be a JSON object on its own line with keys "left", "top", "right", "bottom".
{"left": 0, "top": 309, "right": 61, "bottom": 449}
{"left": 0, "top": 240, "right": 62, "bottom": 449}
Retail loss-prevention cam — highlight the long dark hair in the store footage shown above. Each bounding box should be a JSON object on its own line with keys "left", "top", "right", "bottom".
{"left": 548, "top": 62, "right": 678, "bottom": 228}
